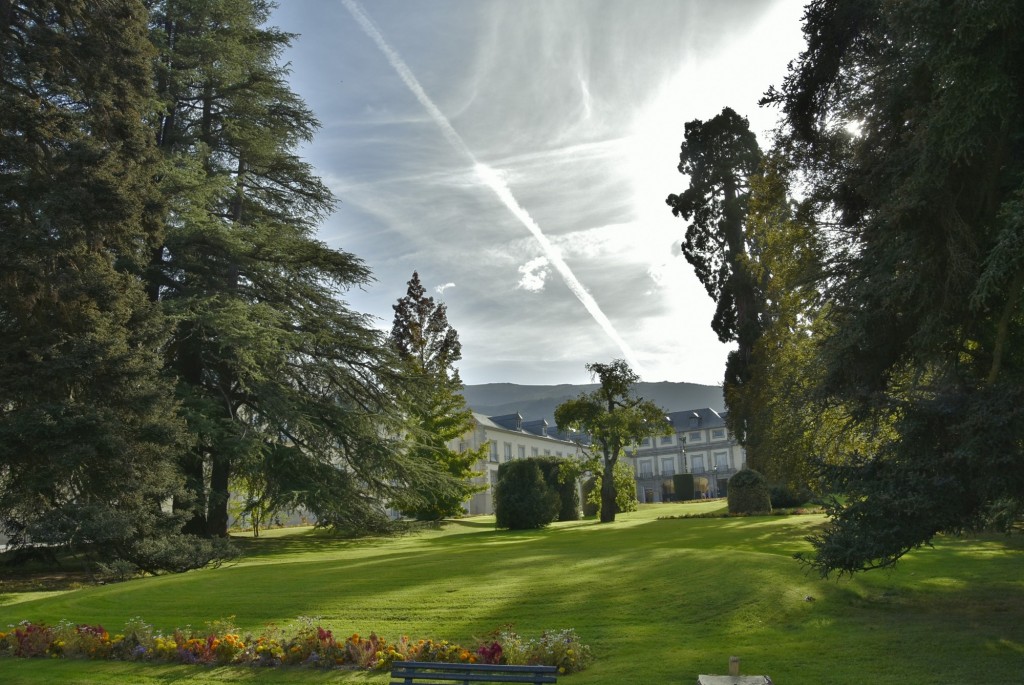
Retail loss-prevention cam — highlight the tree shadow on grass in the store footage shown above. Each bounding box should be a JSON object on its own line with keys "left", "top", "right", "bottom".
{"left": 229, "top": 528, "right": 410, "bottom": 562}
{"left": 444, "top": 518, "right": 495, "bottom": 529}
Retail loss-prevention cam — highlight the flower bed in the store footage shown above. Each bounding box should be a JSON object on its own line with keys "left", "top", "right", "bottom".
{"left": 0, "top": 617, "right": 592, "bottom": 674}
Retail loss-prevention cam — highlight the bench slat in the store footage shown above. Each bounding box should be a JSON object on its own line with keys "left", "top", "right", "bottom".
{"left": 391, "top": 680, "right": 556, "bottom": 685}
{"left": 390, "top": 675, "right": 557, "bottom": 685}
{"left": 390, "top": 660, "right": 558, "bottom": 685}
{"left": 391, "top": 672, "right": 557, "bottom": 683}
{"left": 394, "top": 661, "right": 558, "bottom": 673}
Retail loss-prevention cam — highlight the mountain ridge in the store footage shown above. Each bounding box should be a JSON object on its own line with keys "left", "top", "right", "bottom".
{"left": 460, "top": 381, "right": 725, "bottom": 425}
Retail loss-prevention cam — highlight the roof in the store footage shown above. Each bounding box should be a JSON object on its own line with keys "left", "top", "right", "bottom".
{"left": 470, "top": 412, "right": 577, "bottom": 445}
{"left": 666, "top": 407, "right": 728, "bottom": 430}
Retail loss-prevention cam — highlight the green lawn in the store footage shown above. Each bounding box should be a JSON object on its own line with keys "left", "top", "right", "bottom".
{"left": 1, "top": 502, "right": 1022, "bottom": 684}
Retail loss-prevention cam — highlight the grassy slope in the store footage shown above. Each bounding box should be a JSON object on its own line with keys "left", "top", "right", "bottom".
{"left": 1, "top": 502, "right": 1022, "bottom": 684}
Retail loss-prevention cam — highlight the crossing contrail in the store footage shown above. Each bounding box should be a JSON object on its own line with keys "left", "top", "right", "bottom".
{"left": 341, "top": 0, "right": 643, "bottom": 373}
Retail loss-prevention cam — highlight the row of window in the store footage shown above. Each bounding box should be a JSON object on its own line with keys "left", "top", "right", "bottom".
{"left": 637, "top": 428, "right": 728, "bottom": 448}
{"left": 636, "top": 451, "right": 731, "bottom": 478}
{"left": 489, "top": 441, "right": 564, "bottom": 463}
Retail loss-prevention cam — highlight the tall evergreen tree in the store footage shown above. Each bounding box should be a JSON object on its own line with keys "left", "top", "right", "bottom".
{"left": 389, "top": 272, "right": 484, "bottom": 521}
{"left": 766, "top": 0, "right": 1024, "bottom": 574}
{"left": 0, "top": 0, "right": 208, "bottom": 572}
{"left": 145, "top": 0, "right": 426, "bottom": 536}
{"left": 666, "top": 108, "right": 764, "bottom": 456}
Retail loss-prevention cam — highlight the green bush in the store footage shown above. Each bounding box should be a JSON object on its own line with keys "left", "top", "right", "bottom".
{"left": 532, "top": 456, "right": 580, "bottom": 521}
{"left": 494, "top": 460, "right": 560, "bottom": 529}
{"left": 727, "top": 469, "right": 772, "bottom": 515}
{"left": 769, "top": 483, "right": 813, "bottom": 509}
{"left": 580, "top": 477, "right": 599, "bottom": 517}
{"left": 673, "top": 473, "right": 695, "bottom": 501}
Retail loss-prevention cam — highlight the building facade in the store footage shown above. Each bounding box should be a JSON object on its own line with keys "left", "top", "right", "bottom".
{"left": 626, "top": 408, "right": 746, "bottom": 502}
{"left": 451, "top": 412, "right": 583, "bottom": 515}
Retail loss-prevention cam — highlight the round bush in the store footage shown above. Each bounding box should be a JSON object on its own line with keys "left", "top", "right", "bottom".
{"left": 727, "top": 468, "right": 772, "bottom": 514}
{"left": 494, "top": 460, "right": 560, "bottom": 529}
{"left": 769, "top": 483, "right": 813, "bottom": 509}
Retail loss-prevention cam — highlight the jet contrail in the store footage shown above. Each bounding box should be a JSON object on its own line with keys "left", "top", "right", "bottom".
{"left": 341, "top": 0, "right": 644, "bottom": 373}
{"left": 341, "top": 0, "right": 473, "bottom": 161}
{"left": 474, "top": 164, "right": 643, "bottom": 370}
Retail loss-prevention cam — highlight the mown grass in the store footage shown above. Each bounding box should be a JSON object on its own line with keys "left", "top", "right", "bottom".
{"left": 1, "top": 501, "right": 1022, "bottom": 684}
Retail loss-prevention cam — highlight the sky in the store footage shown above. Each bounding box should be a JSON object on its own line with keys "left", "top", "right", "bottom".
{"left": 268, "top": 0, "right": 808, "bottom": 386}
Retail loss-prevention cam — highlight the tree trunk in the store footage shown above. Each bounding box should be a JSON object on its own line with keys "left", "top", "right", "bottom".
{"left": 207, "top": 453, "right": 230, "bottom": 537}
{"left": 175, "top": 451, "right": 208, "bottom": 536}
{"left": 175, "top": 324, "right": 209, "bottom": 536}
{"left": 600, "top": 456, "right": 617, "bottom": 523}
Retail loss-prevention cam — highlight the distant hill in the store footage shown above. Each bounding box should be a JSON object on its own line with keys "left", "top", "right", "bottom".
{"left": 460, "top": 382, "right": 725, "bottom": 425}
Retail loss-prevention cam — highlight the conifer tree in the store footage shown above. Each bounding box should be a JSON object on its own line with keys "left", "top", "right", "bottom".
{"left": 666, "top": 107, "right": 764, "bottom": 460}
{"left": 766, "top": 0, "right": 1024, "bottom": 574}
{"left": 145, "top": 0, "right": 424, "bottom": 536}
{"left": 0, "top": 0, "right": 208, "bottom": 572}
{"left": 389, "top": 273, "right": 484, "bottom": 520}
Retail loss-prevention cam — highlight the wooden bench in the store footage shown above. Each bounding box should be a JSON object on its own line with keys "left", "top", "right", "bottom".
{"left": 390, "top": 661, "right": 558, "bottom": 685}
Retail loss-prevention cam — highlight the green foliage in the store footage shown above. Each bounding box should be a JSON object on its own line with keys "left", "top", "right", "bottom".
{"left": 727, "top": 469, "right": 772, "bottom": 515}
{"left": 667, "top": 107, "right": 765, "bottom": 476}
{"left": 584, "top": 460, "right": 639, "bottom": 517}
{"left": 667, "top": 107, "right": 762, "bottom": 346}
{"left": 555, "top": 360, "right": 670, "bottom": 522}
{"left": 490, "top": 627, "right": 593, "bottom": 674}
{"left": 1, "top": 0, "right": 447, "bottom": 564}
{"left": 142, "top": 0, "right": 422, "bottom": 537}
{"left": 0, "top": 0, "right": 215, "bottom": 573}
{"left": 390, "top": 272, "right": 485, "bottom": 521}
{"left": 390, "top": 271, "right": 462, "bottom": 374}
{"left": 532, "top": 457, "right": 581, "bottom": 521}
{"left": 673, "top": 474, "right": 696, "bottom": 501}
{"left": 725, "top": 154, "right": 830, "bottom": 484}
{"left": 764, "top": 0, "right": 1024, "bottom": 575}
{"left": 494, "top": 460, "right": 560, "bottom": 530}
{"left": 768, "top": 483, "right": 813, "bottom": 510}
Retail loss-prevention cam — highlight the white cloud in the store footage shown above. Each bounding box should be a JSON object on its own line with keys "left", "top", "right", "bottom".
{"left": 435, "top": 282, "right": 456, "bottom": 295}
{"left": 273, "top": 0, "right": 807, "bottom": 385}
{"left": 517, "top": 257, "right": 551, "bottom": 292}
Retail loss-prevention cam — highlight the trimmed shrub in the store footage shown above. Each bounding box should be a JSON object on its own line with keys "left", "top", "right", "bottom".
{"left": 532, "top": 456, "right": 580, "bottom": 521}
{"left": 769, "top": 483, "right": 813, "bottom": 509}
{"left": 673, "top": 473, "right": 695, "bottom": 501}
{"left": 727, "top": 468, "right": 772, "bottom": 514}
{"left": 494, "top": 460, "right": 560, "bottom": 529}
